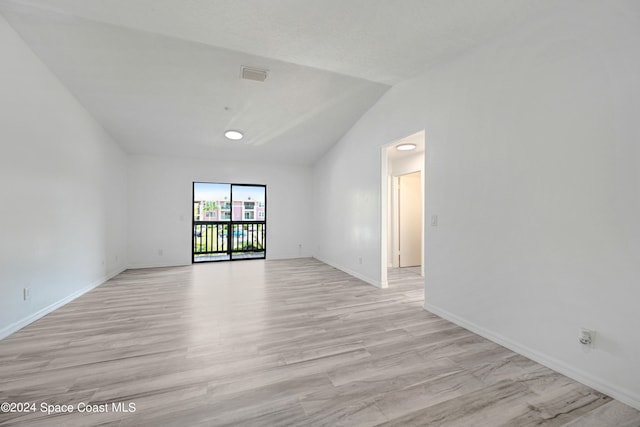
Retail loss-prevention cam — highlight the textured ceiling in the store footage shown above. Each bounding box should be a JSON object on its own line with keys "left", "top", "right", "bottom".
{"left": 0, "top": 0, "right": 556, "bottom": 165}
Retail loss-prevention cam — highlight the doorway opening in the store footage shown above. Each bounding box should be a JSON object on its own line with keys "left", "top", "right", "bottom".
{"left": 381, "top": 131, "right": 425, "bottom": 288}
{"left": 192, "top": 182, "right": 266, "bottom": 262}
{"left": 395, "top": 171, "right": 423, "bottom": 269}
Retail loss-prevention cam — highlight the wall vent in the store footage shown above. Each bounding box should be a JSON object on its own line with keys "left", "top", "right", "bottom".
{"left": 241, "top": 66, "right": 268, "bottom": 82}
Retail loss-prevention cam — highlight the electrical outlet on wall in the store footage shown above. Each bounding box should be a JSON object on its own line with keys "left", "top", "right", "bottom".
{"left": 579, "top": 328, "right": 594, "bottom": 347}
{"left": 23, "top": 287, "right": 30, "bottom": 301}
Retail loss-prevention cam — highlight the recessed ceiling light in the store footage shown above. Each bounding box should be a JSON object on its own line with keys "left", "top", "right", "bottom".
{"left": 396, "top": 143, "right": 416, "bottom": 151}
{"left": 224, "top": 130, "right": 243, "bottom": 140}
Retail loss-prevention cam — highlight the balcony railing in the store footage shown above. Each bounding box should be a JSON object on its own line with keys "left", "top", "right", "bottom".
{"left": 193, "top": 221, "right": 265, "bottom": 261}
{"left": 193, "top": 222, "right": 228, "bottom": 255}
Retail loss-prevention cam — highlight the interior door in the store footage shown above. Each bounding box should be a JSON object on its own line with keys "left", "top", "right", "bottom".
{"left": 398, "top": 171, "right": 422, "bottom": 267}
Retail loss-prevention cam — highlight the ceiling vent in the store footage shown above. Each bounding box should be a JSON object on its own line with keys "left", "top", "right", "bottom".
{"left": 241, "top": 66, "right": 268, "bottom": 82}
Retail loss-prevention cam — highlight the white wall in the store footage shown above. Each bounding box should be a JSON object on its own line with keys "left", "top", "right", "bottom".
{"left": 0, "top": 14, "right": 127, "bottom": 338}
{"left": 391, "top": 152, "right": 424, "bottom": 176}
{"left": 128, "top": 154, "right": 313, "bottom": 268}
{"left": 313, "top": 134, "right": 385, "bottom": 286}
{"left": 313, "top": 1, "right": 640, "bottom": 409}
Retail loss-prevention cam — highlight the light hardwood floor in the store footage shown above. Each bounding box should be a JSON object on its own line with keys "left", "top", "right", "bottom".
{"left": 1, "top": 258, "right": 639, "bottom": 426}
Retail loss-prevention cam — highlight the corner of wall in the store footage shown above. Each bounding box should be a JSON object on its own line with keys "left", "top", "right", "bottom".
{"left": 424, "top": 302, "right": 640, "bottom": 412}
{"left": 0, "top": 267, "right": 126, "bottom": 341}
{"left": 313, "top": 255, "right": 383, "bottom": 288}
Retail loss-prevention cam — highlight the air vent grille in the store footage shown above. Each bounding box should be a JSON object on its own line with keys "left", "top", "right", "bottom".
{"left": 241, "top": 66, "right": 268, "bottom": 82}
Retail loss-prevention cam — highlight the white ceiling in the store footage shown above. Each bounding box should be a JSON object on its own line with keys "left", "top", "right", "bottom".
{"left": 0, "top": 0, "right": 556, "bottom": 165}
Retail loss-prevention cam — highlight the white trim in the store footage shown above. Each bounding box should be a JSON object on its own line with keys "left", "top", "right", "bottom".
{"left": 380, "top": 146, "right": 389, "bottom": 289}
{"left": 0, "top": 267, "right": 126, "bottom": 341}
{"left": 314, "top": 256, "right": 386, "bottom": 288}
{"left": 424, "top": 302, "right": 640, "bottom": 411}
{"left": 126, "top": 262, "right": 189, "bottom": 269}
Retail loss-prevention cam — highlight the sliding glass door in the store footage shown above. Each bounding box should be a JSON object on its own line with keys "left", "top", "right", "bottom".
{"left": 192, "top": 182, "right": 266, "bottom": 262}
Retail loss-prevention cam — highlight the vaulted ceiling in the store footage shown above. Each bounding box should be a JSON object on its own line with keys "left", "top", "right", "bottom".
{"left": 0, "top": 0, "right": 555, "bottom": 165}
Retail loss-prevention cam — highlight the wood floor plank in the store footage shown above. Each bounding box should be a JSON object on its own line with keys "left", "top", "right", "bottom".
{"left": 0, "top": 258, "right": 637, "bottom": 426}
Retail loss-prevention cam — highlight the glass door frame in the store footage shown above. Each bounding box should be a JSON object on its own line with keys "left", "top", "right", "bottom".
{"left": 192, "top": 182, "right": 267, "bottom": 263}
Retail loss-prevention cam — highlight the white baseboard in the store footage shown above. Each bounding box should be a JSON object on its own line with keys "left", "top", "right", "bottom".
{"left": 0, "top": 267, "right": 126, "bottom": 341}
{"left": 126, "top": 262, "right": 189, "bottom": 269}
{"left": 267, "top": 252, "right": 313, "bottom": 260}
{"left": 424, "top": 302, "right": 640, "bottom": 411}
{"left": 313, "top": 256, "right": 383, "bottom": 288}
